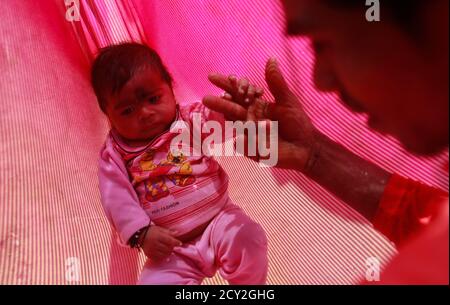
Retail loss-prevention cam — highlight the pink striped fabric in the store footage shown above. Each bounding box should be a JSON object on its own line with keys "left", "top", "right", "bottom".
{"left": 70, "top": 0, "right": 147, "bottom": 61}
{"left": 0, "top": 0, "right": 447, "bottom": 285}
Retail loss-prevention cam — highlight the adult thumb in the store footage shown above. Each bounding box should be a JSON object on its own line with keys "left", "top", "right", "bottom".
{"left": 265, "top": 57, "right": 292, "bottom": 104}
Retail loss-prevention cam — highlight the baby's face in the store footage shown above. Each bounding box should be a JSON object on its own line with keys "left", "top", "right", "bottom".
{"left": 105, "top": 67, "right": 177, "bottom": 145}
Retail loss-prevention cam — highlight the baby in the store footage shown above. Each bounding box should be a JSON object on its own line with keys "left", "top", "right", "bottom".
{"left": 93, "top": 43, "right": 268, "bottom": 284}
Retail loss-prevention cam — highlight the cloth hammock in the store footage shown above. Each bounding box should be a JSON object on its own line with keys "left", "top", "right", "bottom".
{"left": 0, "top": 0, "right": 448, "bottom": 284}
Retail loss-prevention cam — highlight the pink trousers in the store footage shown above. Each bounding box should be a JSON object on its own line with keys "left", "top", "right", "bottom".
{"left": 138, "top": 204, "right": 268, "bottom": 284}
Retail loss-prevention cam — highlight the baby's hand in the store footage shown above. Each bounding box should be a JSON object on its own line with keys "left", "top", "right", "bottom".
{"left": 212, "top": 74, "right": 264, "bottom": 106}
{"left": 141, "top": 225, "right": 182, "bottom": 262}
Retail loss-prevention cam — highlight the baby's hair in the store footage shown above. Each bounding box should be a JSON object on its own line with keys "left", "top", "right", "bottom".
{"left": 91, "top": 42, "right": 173, "bottom": 113}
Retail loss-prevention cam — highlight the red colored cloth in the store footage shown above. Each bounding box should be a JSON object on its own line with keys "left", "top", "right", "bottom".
{"left": 374, "top": 173, "right": 448, "bottom": 246}
{"left": 372, "top": 173, "right": 449, "bottom": 284}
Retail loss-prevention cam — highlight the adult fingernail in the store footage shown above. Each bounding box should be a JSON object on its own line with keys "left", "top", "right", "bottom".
{"left": 270, "top": 57, "right": 278, "bottom": 66}
{"left": 208, "top": 72, "right": 219, "bottom": 79}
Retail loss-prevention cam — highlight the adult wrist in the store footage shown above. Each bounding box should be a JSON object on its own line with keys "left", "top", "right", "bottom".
{"left": 302, "top": 129, "right": 326, "bottom": 175}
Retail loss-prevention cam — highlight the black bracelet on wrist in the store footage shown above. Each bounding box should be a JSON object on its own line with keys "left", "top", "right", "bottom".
{"left": 137, "top": 225, "right": 150, "bottom": 248}
{"left": 129, "top": 225, "right": 149, "bottom": 249}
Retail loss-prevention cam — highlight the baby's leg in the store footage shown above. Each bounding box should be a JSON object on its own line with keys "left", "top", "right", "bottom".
{"left": 210, "top": 204, "right": 268, "bottom": 284}
{"left": 138, "top": 250, "right": 206, "bottom": 285}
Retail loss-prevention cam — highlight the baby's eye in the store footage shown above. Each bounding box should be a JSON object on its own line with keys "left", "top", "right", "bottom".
{"left": 148, "top": 96, "right": 161, "bottom": 104}
{"left": 121, "top": 106, "right": 135, "bottom": 116}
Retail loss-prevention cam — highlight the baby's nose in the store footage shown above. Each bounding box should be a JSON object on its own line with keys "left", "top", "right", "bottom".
{"left": 139, "top": 105, "right": 155, "bottom": 120}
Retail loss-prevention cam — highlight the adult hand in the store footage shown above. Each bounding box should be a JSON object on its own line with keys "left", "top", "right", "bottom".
{"left": 204, "top": 58, "right": 319, "bottom": 171}
{"left": 219, "top": 75, "right": 265, "bottom": 106}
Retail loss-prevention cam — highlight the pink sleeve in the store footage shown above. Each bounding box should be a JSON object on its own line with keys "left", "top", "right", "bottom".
{"left": 98, "top": 139, "right": 150, "bottom": 246}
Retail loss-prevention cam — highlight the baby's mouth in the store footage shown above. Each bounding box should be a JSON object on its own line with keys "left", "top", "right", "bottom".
{"left": 142, "top": 119, "right": 158, "bottom": 130}
{"left": 142, "top": 121, "right": 169, "bottom": 136}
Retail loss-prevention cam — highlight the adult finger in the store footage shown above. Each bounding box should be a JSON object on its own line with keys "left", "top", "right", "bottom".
{"left": 248, "top": 98, "right": 271, "bottom": 121}
{"left": 208, "top": 73, "right": 236, "bottom": 93}
{"left": 255, "top": 87, "right": 264, "bottom": 97}
{"left": 221, "top": 92, "right": 233, "bottom": 101}
{"left": 202, "top": 95, "right": 247, "bottom": 120}
{"left": 265, "top": 57, "right": 295, "bottom": 104}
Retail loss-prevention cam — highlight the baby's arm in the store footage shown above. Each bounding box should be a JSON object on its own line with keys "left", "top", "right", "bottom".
{"left": 98, "top": 143, "right": 150, "bottom": 246}
{"left": 98, "top": 142, "right": 182, "bottom": 261}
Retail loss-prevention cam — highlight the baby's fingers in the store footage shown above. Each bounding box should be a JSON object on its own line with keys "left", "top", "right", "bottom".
{"left": 221, "top": 92, "right": 233, "bottom": 101}
{"left": 237, "top": 78, "right": 249, "bottom": 104}
{"left": 149, "top": 249, "right": 165, "bottom": 261}
{"left": 160, "top": 232, "right": 182, "bottom": 248}
{"left": 245, "top": 84, "right": 256, "bottom": 104}
{"left": 228, "top": 74, "right": 238, "bottom": 90}
{"left": 158, "top": 227, "right": 178, "bottom": 236}
{"left": 247, "top": 98, "right": 271, "bottom": 123}
{"left": 149, "top": 240, "right": 177, "bottom": 261}
{"left": 255, "top": 87, "right": 264, "bottom": 97}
